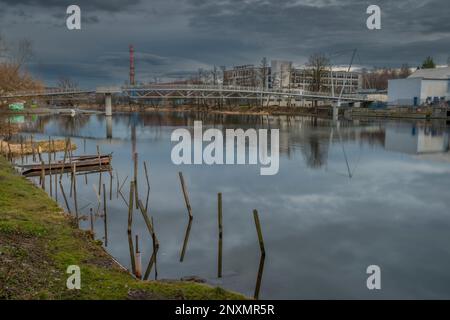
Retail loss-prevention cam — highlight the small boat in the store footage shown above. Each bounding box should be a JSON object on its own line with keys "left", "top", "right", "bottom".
{"left": 21, "top": 154, "right": 112, "bottom": 177}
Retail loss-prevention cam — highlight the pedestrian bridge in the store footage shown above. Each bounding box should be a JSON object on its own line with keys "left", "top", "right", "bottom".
{"left": 0, "top": 84, "right": 371, "bottom": 116}
{"left": 1, "top": 84, "right": 369, "bottom": 102}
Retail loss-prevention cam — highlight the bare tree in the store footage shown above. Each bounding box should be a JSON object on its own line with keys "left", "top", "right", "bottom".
{"left": 57, "top": 76, "right": 79, "bottom": 90}
{"left": 399, "top": 64, "right": 412, "bottom": 78}
{"left": 0, "top": 37, "right": 41, "bottom": 94}
{"left": 259, "top": 57, "right": 269, "bottom": 90}
{"left": 306, "top": 53, "right": 330, "bottom": 92}
{"left": 13, "top": 39, "right": 33, "bottom": 69}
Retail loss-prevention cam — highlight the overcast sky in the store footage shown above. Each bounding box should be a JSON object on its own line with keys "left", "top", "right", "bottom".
{"left": 0, "top": 0, "right": 449, "bottom": 87}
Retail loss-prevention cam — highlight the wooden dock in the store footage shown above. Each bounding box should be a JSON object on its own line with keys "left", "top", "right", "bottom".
{"left": 20, "top": 154, "right": 112, "bottom": 177}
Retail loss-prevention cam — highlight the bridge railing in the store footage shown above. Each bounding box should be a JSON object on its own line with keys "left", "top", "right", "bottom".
{"left": 0, "top": 88, "right": 94, "bottom": 98}
{"left": 1, "top": 84, "right": 367, "bottom": 101}
{"left": 122, "top": 84, "right": 367, "bottom": 100}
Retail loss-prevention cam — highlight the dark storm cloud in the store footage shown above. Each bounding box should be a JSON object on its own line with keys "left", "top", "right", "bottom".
{"left": 0, "top": 0, "right": 141, "bottom": 12}
{"left": 1, "top": 0, "right": 450, "bottom": 86}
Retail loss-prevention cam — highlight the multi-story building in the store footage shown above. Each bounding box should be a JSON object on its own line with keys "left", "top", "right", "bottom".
{"left": 271, "top": 60, "right": 292, "bottom": 89}
{"left": 290, "top": 68, "right": 362, "bottom": 94}
{"left": 223, "top": 65, "right": 270, "bottom": 88}
{"left": 223, "top": 61, "right": 362, "bottom": 95}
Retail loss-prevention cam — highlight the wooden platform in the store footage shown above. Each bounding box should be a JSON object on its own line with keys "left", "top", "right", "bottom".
{"left": 20, "top": 154, "right": 112, "bottom": 177}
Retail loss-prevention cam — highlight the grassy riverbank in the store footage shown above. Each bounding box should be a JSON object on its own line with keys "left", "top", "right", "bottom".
{"left": 0, "top": 156, "right": 244, "bottom": 300}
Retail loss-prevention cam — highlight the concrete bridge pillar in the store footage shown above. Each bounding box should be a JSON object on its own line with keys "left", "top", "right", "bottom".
{"left": 105, "top": 93, "right": 112, "bottom": 116}
{"left": 106, "top": 116, "right": 113, "bottom": 139}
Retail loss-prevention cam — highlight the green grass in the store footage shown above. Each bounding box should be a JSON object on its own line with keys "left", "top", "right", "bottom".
{"left": 0, "top": 156, "right": 246, "bottom": 300}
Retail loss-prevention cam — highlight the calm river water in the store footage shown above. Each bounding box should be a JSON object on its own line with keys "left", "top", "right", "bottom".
{"left": 7, "top": 112, "right": 450, "bottom": 299}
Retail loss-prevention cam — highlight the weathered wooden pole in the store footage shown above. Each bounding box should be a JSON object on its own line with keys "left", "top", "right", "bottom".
{"left": 143, "top": 161, "right": 150, "bottom": 211}
{"left": 135, "top": 234, "right": 142, "bottom": 279}
{"left": 180, "top": 217, "right": 193, "bottom": 262}
{"left": 59, "top": 180, "right": 71, "bottom": 214}
{"left": 97, "top": 145, "right": 102, "bottom": 196}
{"left": 253, "top": 209, "right": 266, "bottom": 300}
{"left": 102, "top": 183, "right": 108, "bottom": 247}
{"left": 49, "top": 161, "right": 52, "bottom": 198}
{"left": 218, "top": 192, "right": 223, "bottom": 278}
{"left": 60, "top": 138, "right": 68, "bottom": 181}
{"left": 134, "top": 152, "right": 138, "bottom": 209}
{"left": 90, "top": 208, "right": 94, "bottom": 237}
{"left": 116, "top": 170, "right": 120, "bottom": 199}
{"left": 40, "top": 161, "right": 45, "bottom": 190}
{"left": 178, "top": 172, "right": 193, "bottom": 219}
{"left": 109, "top": 171, "right": 113, "bottom": 201}
{"left": 127, "top": 181, "right": 136, "bottom": 275}
{"left": 73, "top": 163, "right": 79, "bottom": 225}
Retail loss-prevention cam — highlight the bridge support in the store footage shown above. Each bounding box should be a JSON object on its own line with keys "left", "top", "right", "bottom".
{"left": 332, "top": 104, "right": 339, "bottom": 120}
{"left": 105, "top": 93, "right": 112, "bottom": 116}
{"left": 106, "top": 116, "right": 113, "bottom": 139}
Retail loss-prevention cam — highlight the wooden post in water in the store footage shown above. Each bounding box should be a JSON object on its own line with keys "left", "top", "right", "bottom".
{"left": 135, "top": 234, "right": 142, "bottom": 279}
{"left": 134, "top": 152, "right": 138, "bottom": 209}
{"left": 90, "top": 208, "right": 94, "bottom": 237}
{"left": 54, "top": 161, "right": 58, "bottom": 202}
{"left": 180, "top": 217, "right": 193, "bottom": 262}
{"left": 127, "top": 181, "right": 136, "bottom": 275}
{"left": 49, "top": 160, "right": 52, "bottom": 198}
{"left": 116, "top": 170, "right": 120, "bottom": 199}
{"left": 143, "top": 161, "right": 150, "bottom": 211}
{"left": 103, "top": 183, "right": 108, "bottom": 247}
{"left": 253, "top": 209, "right": 266, "bottom": 300}
{"left": 109, "top": 171, "right": 113, "bottom": 201}
{"left": 97, "top": 145, "right": 102, "bottom": 196}
{"left": 73, "top": 163, "right": 79, "bottom": 225}
{"left": 178, "top": 172, "right": 193, "bottom": 219}
{"left": 59, "top": 180, "right": 71, "bottom": 214}
{"left": 60, "top": 139, "right": 68, "bottom": 181}
{"left": 52, "top": 139, "right": 56, "bottom": 161}
{"left": 218, "top": 192, "right": 223, "bottom": 278}
{"left": 40, "top": 161, "right": 45, "bottom": 190}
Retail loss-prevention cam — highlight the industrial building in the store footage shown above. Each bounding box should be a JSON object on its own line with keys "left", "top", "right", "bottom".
{"left": 223, "top": 64, "right": 270, "bottom": 88}
{"left": 223, "top": 60, "right": 362, "bottom": 95}
{"left": 388, "top": 67, "right": 450, "bottom": 106}
{"left": 290, "top": 68, "right": 362, "bottom": 94}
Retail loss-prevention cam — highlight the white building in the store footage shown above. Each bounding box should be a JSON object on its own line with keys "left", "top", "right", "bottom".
{"left": 388, "top": 67, "right": 450, "bottom": 106}
{"left": 271, "top": 60, "right": 292, "bottom": 89}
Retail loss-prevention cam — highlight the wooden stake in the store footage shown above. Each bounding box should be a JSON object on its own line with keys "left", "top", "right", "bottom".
{"left": 60, "top": 138, "right": 68, "bottom": 181}
{"left": 127, "top": 181, "right": 136, "bottom": 275}
{"left": 179, "top": 172, "right": 193, "bottom": 219}
{"left": 253, "top": 209, "right": 266, "bottom": 300}
{"left": 59, "top": 180, "right": 71, "bottom": 214}
{"left": 109, "top": 171, "right": 113, "bottom": 201}
{"left": 90, "top": 208, "right": 94, "bottom": 237}
{"left": 73, "top": 163, "right": 79, "bottom": 225}
{"left": 40, "top": 161, "right": 45, "bottom": 190}
{"left": 97, "top": 145, "right": 102, "bottom": 196}
{"left": 218, "top": 192, "right": 223, "bottom": 278}
{"left": 103, "top": 183, "right": 108, "bottom": 247}
{"left": 134, "top": 152, "right": 138, "bottom": 209}
{"left": 180, "top": 217, "right": 193, "bottom": 262}
{"left": 135, "top": 234, "right": 142, "bottom": 279}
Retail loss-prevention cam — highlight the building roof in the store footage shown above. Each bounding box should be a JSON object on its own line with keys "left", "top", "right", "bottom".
{"left": 408, "top": 66, "right": 450, "bottom": 80}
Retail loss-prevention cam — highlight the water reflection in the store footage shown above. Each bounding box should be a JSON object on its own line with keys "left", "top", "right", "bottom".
{"left": 5, "top": 112, "right": 450, "bottom": 299}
